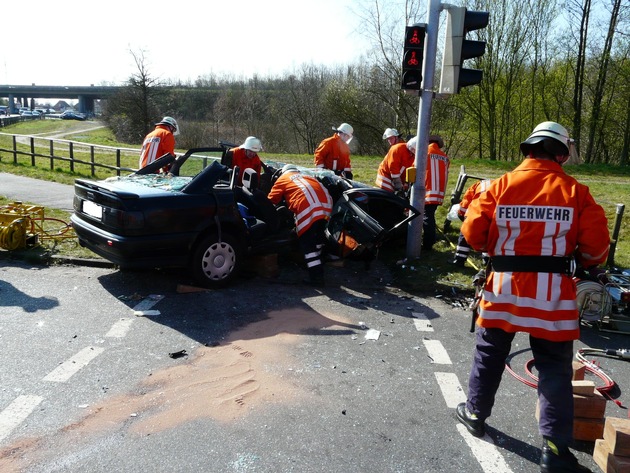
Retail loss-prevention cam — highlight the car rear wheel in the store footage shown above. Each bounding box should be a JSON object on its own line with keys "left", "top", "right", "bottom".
{"left": 191, "top": 233, "right": 242, "bottom": 287}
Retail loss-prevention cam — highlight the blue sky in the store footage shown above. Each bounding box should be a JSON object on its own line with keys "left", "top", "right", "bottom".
{"left": 3, "top": 0, "right": 368, "bottom": 86}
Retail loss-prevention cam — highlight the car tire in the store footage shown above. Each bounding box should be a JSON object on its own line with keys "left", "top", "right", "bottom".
{"left": 191, "top": 233, "right": 242, "bottom": 287}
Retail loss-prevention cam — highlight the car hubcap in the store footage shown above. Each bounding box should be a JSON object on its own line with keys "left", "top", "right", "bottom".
{"left": 201, "top": 242, "right": 235, "bottom": 280}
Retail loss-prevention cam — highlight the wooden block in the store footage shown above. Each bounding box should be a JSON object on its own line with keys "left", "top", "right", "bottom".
{"left": 176, "top": 284, "right": 210, "bottom": 293}
{"left": 573, "top": 380, "right": 596, "bottom": 396}
{"left": 574, "top": 416, "right": 605, "bottom": 442}
{"left": 574, "top": 390, "right": 607, "bottom": 419}
{"left": 604, "top": 417, "right": 630, "bottom": 457}
{"left": 594, "top": 438, "right": 630, "bottom": 473}
{"left": 536, "top": 401, "right": 605, "bottom": 442}
{"left": 251, "top": 253, "right": 279, "bottom": 278}
{"left": 573, "top": 361, "right": 586, "bottom": 381}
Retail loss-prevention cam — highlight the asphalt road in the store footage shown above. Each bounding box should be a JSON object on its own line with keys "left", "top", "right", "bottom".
{"left": 2, "top": 172, "right": 630, "bottom": 472}
{"left": 1, "top": 172, "right": 75, "bottom": 212}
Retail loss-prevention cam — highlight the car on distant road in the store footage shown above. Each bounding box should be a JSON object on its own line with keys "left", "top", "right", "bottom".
{"left": 71, "top": 145, "right": 419, "bottom": 287}
{"left": 60, "top": 110, "right": 86, "bottom": 121}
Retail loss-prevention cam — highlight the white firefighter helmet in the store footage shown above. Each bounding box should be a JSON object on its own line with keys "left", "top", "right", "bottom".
{"left": 281, "top": 164, "right": 299, "bottom": 175}
{"left": 520, "top": 121, "right": 572, "bottom": 158}
{"left": 241, "top": 136, "right": 263, "bottom": 153}
{"left": 334, "top": 123, "right": 354, "bottom": 138}
{"left": 156, "top": 116, "right": 179, "bottom": 135}
{"left": 406, "top": 136, "right": 418, "bottom": 153}
{"left": 383, "top": 128, "right": 401, "bottom": 140}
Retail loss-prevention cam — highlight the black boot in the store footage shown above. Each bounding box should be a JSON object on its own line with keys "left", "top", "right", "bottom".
{"left": 540, "top": 439, "right": 592, "bottom": 473}
{"left": 456, "top": 402, "right": 485, "bottom": 438}
{"left": 304, "top": 264, "right": 325, "bottom": 287}
{"left": 451, "top": 257, "right": 466, "bottom": 267}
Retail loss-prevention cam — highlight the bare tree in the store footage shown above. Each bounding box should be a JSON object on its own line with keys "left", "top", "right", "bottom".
{"left": 281, "top": 65, "right": 329, "bottom": 154}
{"left": 103, "top": 48, "right": 165, "bottom": 143}
{"left": 567, "top": 0, "right": 593, "bottom": 154}
{"left": 584, "top": 0, "right": 623, "bottom": 163}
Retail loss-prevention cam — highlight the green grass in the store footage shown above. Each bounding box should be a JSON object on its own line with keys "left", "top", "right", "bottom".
{"left": 1, "top": 120, "right": 629, "bottom": 296}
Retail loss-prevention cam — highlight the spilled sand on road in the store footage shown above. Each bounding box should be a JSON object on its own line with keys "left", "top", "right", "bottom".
{"left": 0, "top": 306, "right": 355, "bottom": 471}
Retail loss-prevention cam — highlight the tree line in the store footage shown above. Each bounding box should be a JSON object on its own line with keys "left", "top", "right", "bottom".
{"left": 102, "top": 0, "right": 629, "bottom": 165}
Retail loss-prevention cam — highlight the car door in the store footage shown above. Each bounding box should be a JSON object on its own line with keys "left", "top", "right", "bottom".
{"left": 325, "top": 187, "right": 420, "bottom": 259}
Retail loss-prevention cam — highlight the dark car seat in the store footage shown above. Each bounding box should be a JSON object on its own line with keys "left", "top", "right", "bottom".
{"left": 221, "top": 149, "right": 234, "bottom": 168}
{"left": 235, "top": 187, "right": 281, "bottom": 233}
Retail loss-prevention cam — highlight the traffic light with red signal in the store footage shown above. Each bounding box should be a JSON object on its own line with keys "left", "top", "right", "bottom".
{"left": 401, "top": 23, "right": 427, "bottom": 92}
{"left": 439, "top": 7, "right": 489, "bottom": 94}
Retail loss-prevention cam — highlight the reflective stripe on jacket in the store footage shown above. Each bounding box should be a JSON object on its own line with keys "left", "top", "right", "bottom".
{"left": 314, "top": 134, "right": 351, "bottom": 172}
{"left": 375, "top": 142, "right": 414, "bottom": 191}
{"left": 138, "top": 125, "right": 175, "bottom": 169}
{"left": 461, "top": 158, "right": 610, "bottom": 341}
{"left": 268, "top": 172, "right": 333, "bottom": 237}
{"left": 425, "top": 142, "right": 450, "bottom": 204}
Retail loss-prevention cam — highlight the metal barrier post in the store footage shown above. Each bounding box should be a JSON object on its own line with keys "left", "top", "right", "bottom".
{"left": 49, "top": 140, "right": 54, "bottom": 170}
{"left": 606, "top": 203, "right": 625, "bottom": 268}
{"left": 69, "top": 142, "right": 74, "bottom": 173}
{"left": 30, "top": 137, "right": 35, "bottom": 166}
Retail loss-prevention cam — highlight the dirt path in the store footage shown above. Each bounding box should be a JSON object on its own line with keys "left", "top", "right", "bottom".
{"left": 31, "top": 120, "right": 107, "bottom": 140}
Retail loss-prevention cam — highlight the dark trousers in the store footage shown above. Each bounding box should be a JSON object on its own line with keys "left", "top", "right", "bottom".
{"left": 423, "top": 204, "right": 438, "bottom": 250}
{"left": 454, "top": 232, "right": 471, "bottom": 262}
{"left": 466, "top": 327, "right": 574, "bottom": 442}
{"left": 299, "top": 219, "right": 327, "bottom": 282}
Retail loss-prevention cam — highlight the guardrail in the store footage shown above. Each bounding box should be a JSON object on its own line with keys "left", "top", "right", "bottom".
{"left": 0, "top": 116, "right": 28, "bottom": 127}
{"left": 0, "top": 132, "right": 141, "bottom": 177}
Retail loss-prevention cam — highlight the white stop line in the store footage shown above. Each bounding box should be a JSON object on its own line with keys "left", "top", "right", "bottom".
{"left": 0, "top": 395, "right": 44, "bottom": 442}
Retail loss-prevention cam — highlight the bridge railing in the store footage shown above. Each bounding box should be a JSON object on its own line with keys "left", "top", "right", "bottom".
{"left": 0, "top": 132, "right": 141, "bottom": 177}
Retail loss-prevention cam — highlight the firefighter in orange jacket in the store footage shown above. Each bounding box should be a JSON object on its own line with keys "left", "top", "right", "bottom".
{"left": 423, "top": 135, "right": 450, "bottom": 250}
{"left": 451, "top": 179, "right": 493, "bottom": 266}
{"left": 382, "top": 128, "right": 405, "bottom": 147}
{"left": 314, "top": 123, "right": 353, "bottom": 179}
{"left": 268, "top": 165, "right": 333, "bottom": 286}
{"left": 229, "top": 136, "right": 263, "bottom": 187}
{"left": 138, "top": 117, "right": 179, "bottom": 172}
{"left": 456, "top": 122, "right": 609, "bottom": 473}
{"left": 375, "top": 136, "right": 417, "bottom": 192}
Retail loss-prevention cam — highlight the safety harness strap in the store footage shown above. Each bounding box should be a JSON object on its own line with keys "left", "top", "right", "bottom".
{"left": 490, "top": 255, "right": 575, "bottom": 276}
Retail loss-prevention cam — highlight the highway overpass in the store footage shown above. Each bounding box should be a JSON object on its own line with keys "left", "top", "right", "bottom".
{"left": 0, "top": 84, "right": 121, "bottom": 114}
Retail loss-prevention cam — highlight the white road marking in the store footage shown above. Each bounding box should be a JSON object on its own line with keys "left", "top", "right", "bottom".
{"left": 434, "top": 372, "right": 466, "bottom": 408}
{"left": 42, "top": 346, "right": 105, "bottom": 383}
{"left": 0, "top": 395, "right": 44, "bottom": 442}
{"left": 423, "top": 339, "right": 452, "bottom": 364}
{"left": 105, "top": 318, "right": 133, "bottom": 338}
{"left": 456, "top": 424, "right": 514, "bottom": 473}
{"left": 412, "top": 311, "right": 434, "bottom": 331}
{"left": 132, "top": 295, "right": 164, "bottom": 312}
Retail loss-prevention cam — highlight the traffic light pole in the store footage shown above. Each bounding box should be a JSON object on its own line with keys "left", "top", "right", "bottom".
{"left": 406, "top": 0, "right": 442, "bottom": 259}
